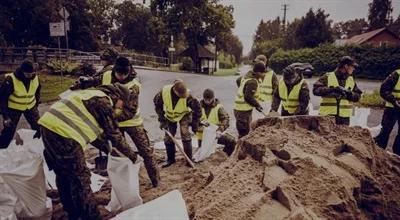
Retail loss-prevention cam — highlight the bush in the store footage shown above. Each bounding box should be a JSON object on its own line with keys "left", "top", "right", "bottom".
{"left": 359, "top": 90, "right": 385, "bottom": 107}
{"left": 218, "top": 52, "right": 235, "bottom": 69}
{"left": 270, "top": 44, "right": 400, "bottom": 79}
{"left": 180, "top": 57, "right": 193, "bottom": 71}
{"left": 45, "top": 60, "right": 80, "bottom": 76}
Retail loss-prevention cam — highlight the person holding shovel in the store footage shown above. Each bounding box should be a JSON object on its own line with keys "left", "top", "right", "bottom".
{"left": 234, "top": 60, "right": 266, "bottom": 137}
{"left": 197, "top": 89, "right": 236, "bottom": 156}
{"left": 270, "top": 63, "right": 310, "bottom": 116}
{"left": 38, "top": 83, "right": 137, "bottom": 220}
{"left": 153, "top": 79, "right": 201, "bottom": 167}
{"left": 71, "top": 56, "right": 160, "bottom": 188}
{"left": 313, "top": 56, "right": 362, "bottom": 125}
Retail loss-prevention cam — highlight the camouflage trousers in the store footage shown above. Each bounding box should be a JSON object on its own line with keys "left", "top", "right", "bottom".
{"left": 164, "top": 113, "right": 193, "bottom": 162}
{"left": 198, "top": 133, "right": 236, "bottom": 156}
{"left": 0, "top": 107, "right": 40, "bottom": 148}
{"left": 121, "top": 124, "right": 160, "bottom": 187}
{"left": 40, "top": 126, "right": 101, "bottom": 220}
{"left": 234, "top": 109, "right": 252, "bottom": 138}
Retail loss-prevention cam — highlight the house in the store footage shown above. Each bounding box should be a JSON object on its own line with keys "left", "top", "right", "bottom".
{"left": 339, "top": 27, "right": 400, "bottom": 47}
{"left": 179, "top": 44, "right": 217, "bottom": 74}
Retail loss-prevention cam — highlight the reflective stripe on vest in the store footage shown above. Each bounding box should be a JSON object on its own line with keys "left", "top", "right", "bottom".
{"left": 258, "top": 70, "right": 274, "bottom": 102}
{"left": 278, "top": 79, "right": 304, "bottom": 114}
{"left": 234, "top": 78, "right": 260, "bottom": 111}
{"left": 102, "top": 71, "right": 143, "bottom": 127}
{"left": 386, "top": 70, "right": 400, "bottom": 108}
{"left": 196, "top": 104, "right": 222, "bottom": 140}
{"left": 319, "top": 72, "right": 355, "bottom": 117}
{"left": 162, "top": 85, "right": 191, "bottom": 122}
{"left": 38, "top": 90, "right": 109, "bottom": 149}
{"left": 7, "top": 73, "right": 39, "bottom": 111}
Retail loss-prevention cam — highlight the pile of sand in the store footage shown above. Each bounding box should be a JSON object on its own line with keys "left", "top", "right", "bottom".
{"left": 51, "top": 116, "right": 400, "bottom": 220}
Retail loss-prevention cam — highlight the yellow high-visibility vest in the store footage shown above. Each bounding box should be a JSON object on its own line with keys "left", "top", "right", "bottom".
{"left": 258, "top": 70, "right": 274, "bottom": 102}
{"left": 38, "top": 90, "right": 110, "bottom": 149}
{"left": 278, "top": 79, "right": 304, "bottom": 114}
{"left": 162, "top": 84, "right": 191, "bottom": 122}
{"left": 319, "top": 72, "right": 355, "bottom": 117}
{"left": 102, "top": 71, "right": 143, "bottom": 127}
{"left": 386, "top": 70, "right": 400, "bottom": 108}
{"left": 196, "top": 104, "right": 222, "bottom": 140}
{"left": 234, "top": 78, "right": 260, "bottom": 111}
{"left": 7, "top": 73, "right": 39, "bottom": 111}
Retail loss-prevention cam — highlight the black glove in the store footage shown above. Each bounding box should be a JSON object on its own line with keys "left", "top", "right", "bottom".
{"left": 344, "top": 90, "right": 353, "bottom": 99}
{"left": 255, "top": 106, "right": 263, "bottom": 113}
{"left": 33, "top": 130, "right": 41, "bottom": 139}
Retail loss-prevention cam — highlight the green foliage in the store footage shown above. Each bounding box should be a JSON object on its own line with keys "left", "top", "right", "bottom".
{"left": 39, "top": 74, "right": 77, "bottom": 103}
{"left": 368, "top": 0, "right": 393, "bottom": 30}
{"left": 253, "top": 17, "right": 281, "bottom": 42}
{"left": 87, "top": 0, "right": 116, "bottom": 43}
{"left": 213, "top": 67, "right": 239, "bottom": 76}
{"left": 270, "top": 44, "right": 400, "bottom": 79}
{"left": 359, "top": 90, "right": 385, "bottom": 107}
{"left": 180, "top": 57, "right": 193, "bottom": 71}
{"left": 217, "top": 32, "right": 243, "bottom": 64}
{"left": 250, "top": 39, "right": 282, "bottom": 60}
{"left": 45, "top": 60, "right": 80, "bottom": 75}
{"left": 332, "top": 19, "right": 369, "bottom": 39}
{"left": 218, "top": 52, "right": 235, "bottom": 69}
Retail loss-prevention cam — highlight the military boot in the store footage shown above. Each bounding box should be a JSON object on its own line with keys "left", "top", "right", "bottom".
{"left": 162, "top": 143, "right": 176, "bottom": 168}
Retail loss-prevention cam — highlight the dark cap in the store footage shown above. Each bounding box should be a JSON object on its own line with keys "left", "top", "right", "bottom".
{"left": 253, "top": 54, "right": 268, "bottom": 64}
{"left": 338, "top": 56, "right": 358, "bottom": 68}
{"left": 203, "top": 89, "right": 214, "bottom": 100}
{"left": 113, "top": 56, "right": 130, "bottom": 74}
{"left": 100, "top": 48, "right": 119, "bottom": 62}
{"left": 20, "top": 60, "right": 35, "bottom": 73}
{"left": 253, "top": 61, "right": 266, "bottom": 74}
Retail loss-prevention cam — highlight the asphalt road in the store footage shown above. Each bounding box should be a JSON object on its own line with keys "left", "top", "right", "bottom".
{"left": 1, "top": 65, "right": 396, "bottom": 150}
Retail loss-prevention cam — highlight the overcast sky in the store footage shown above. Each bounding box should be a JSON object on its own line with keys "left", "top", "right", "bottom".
{"left": 220, "top": 0, "right": 400, "bottom": 54}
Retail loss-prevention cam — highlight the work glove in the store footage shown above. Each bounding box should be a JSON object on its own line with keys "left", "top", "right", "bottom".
{"left": 334, "top": 86, "right": 347, "bottom": 96}
{"left": 33, "top": 130, "right": 41, "bottom": 139}
{"left": 3, "top": 118, "right": 12, "bottom": 128}
{"left": 344, "top": 90, "right": 353, "bottom": 99}
{"left": 255, "top": 106, "right": 263, "bottom": 113}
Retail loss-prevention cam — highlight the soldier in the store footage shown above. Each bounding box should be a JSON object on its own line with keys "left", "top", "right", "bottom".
{"left": 313, "top": 56, "right": 362, "bottom": 125}
{"left": 374, "top": 68, "right": 400, "bottom": 155}
{"left": 38, "top": 83, "right": 137, "bottom": 220}
{"left": 96, "top": 48, "right": 119, "bottom": 76}
{"left": 252, "top": 55, "right": 279, "bottom": 105}
{"left": 197, "top": 89, "right": 236, "bottom": 156}
{"left": 153, "top": 79, "right": 201, "bottom": 167}
{"left": 234, "top": 61, "right": 265, "bottom": 138}
{"left": 270, "top": 63, "right": 310, "bottom": 116}
{"left": 71, "top": 56, "right": 160, "bottom": 187}
{"left": 0, "top": 60, "right": 41, "bottom": 148}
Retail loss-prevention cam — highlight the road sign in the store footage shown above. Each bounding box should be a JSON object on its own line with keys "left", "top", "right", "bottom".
{"left": 59, "top": 7, "right": 70, "bottom": 19}
{"left": 49, "top": 22, "right": 65, "bottom": 37}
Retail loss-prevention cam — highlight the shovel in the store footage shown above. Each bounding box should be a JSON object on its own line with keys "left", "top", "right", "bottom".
{"left": 163, "top": 129, "right": 195, "bottom": 168}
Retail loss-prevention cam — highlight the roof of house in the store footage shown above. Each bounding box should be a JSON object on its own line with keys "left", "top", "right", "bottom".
{"left": 179, "top": 44, "right": 215, "bottom": 59}
{"left": 346, "top": 27, "right": 400, "bottom": 45}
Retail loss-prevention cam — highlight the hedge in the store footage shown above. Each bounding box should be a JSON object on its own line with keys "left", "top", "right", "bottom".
{"left": 269, "top": 44, "right": 400, "bottom": 80}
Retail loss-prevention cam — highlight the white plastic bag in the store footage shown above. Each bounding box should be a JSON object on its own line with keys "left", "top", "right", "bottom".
{"left": 112, "top": 190, "right": 189, "bottom": 220}
{"left": 0, "top": 148, "right": 47, "bottom": 218}
{"left": 0, "top": 177, "right": 17, "bottom": 220}
{"left": 106, "top": 152, "right": 143, "bottom": 212}
{"left": 350, "top": 107, "right": 370, "bottom": 127}
{"left": 193, "top": 124, "right": 218, "bottom": 162}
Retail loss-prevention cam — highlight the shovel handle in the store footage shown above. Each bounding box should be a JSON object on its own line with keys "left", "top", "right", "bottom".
{"left": 164, "top": 129, "right": 195, "bottom": 168}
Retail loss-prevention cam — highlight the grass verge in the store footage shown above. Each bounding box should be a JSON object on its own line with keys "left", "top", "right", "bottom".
{"left": 359, "top": 90, "right": 385, "bottom": 108}
{"left": 213, "top": 67, "right": 240, "bottom": 76}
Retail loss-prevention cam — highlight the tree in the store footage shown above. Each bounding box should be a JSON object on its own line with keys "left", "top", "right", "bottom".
{"left": 282, "top": 19, "right": 301, "bottom": 49}
{"left": 253, "top": 17, "right": 281, "bottom": 43}
{"left": 332, "top": 19, "right": 369, "bottom": 39}
{"left": 389, "top": 15, "right": 400, "bottom": 36}
{"left": 295, "top": 8, "right": 333, "bottom": 48}
{"left": 87, "top": 0, "right": 116, "bottom": 43}
{"left": 368, "top": 0, "right": 393, "bottom": 30}
{"left": 217, "top": 32, "right": 243, "bottom": 64}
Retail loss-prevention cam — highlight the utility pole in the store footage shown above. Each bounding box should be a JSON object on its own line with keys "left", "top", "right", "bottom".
{"left": 282, "top": 4, "right": 289, "bottom": 33}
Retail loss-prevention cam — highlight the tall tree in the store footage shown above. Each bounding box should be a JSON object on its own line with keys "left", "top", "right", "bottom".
{"left": 217, "top": 32, "right": 243, "bottom": 64}
{"left": 295, "top": 8, "right": 333, "bottom": 48}
{"left": 368, "top": 0, "right": 393, "bottom": 30}
{"left": 332, "top": 19, "right": 369, "bottom": 39}
{"left": 253, "top": 17, "right": 281, "bottom": 43}
{"left": 281, "top": 19, "right": 301, "bottom": 50}
{"left": 87, "top": 0, "right": 116, "bottom": 43}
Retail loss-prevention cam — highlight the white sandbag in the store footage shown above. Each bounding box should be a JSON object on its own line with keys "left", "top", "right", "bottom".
{"left": 193, "top": 124, "right": 218, "bottom": 162}
{"left": 112, "top": 190, "right": 189, "bottom": 220}
{"left": 0, "top": 148, "right": 47, "bottom": 218}
{"left": 106, "top": 152, "right": 143, "bottom": 212}
{"left": 368, "top": 125, "right": 382, "bottom": 138}
{"left": 350, "top": 107, "right": 370, "bottom": 127}
{"left": 0, "top": 177, "right": 17, "bottom": 220}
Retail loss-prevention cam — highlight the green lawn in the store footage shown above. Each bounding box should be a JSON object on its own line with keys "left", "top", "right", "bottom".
{"left": 213, "top": 67, "right": 240, "bottom": 76}
{"left": 359, "top": 90, "right": 385, "bottom": 108}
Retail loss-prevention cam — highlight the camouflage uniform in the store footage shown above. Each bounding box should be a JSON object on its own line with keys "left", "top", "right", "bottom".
{"left": 0, "top": 69, "right": 41, "bottom": 148}
{"left": 40, "top": 95, "right": 137, "bottom": 220}
{"left": 234, "top": 71, "right": 262, "bottom": 137}
{"left": 374, "top": 70, "right": 400, "bottom": 155}
{"left": 271, "top": 75, "right": 310, "bottom": 116}
{"left": 313, "top": 70, "right": 362, "bottom": 125}
{"left": 198, "top": 99, "right": 236, "bottom": 156}
{"left": 153, "top": 89, "right": 201, "bottom": 163}
{"left": 72, "top": 71, "right": 160, "bottom": 187}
